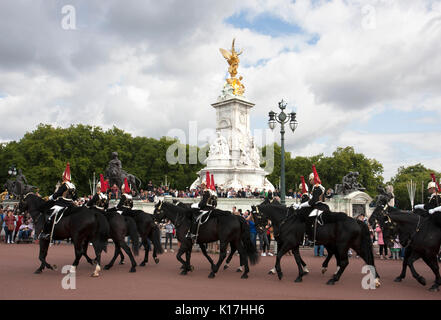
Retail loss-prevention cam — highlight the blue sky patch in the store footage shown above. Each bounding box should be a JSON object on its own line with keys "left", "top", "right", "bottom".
{"left": 225, "top": 11, "right": 304, "bottom": 37}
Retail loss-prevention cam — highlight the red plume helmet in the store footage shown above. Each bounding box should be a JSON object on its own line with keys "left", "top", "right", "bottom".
{"left": 205, "top": 171, "right": 211, "bottom": 189}
{"left": 123, "top": 177, "right": 131, "bottom": 194}
{"left": 211, "top": 174, "right": 215, "bottom": 191}
{"left": 100, "top": 174, "right": 108, "bottom": 192}
{"left": 312, "top": 164, "right": 321, "bottom": 185}
{"left": 62, "top": 162, "right": 71, "bottom": 182}
{"left": 300, "top": 176, "right": 308, "bottom": 194}
{"left": 430, "top": 173, "right": 441, "bottom": 192}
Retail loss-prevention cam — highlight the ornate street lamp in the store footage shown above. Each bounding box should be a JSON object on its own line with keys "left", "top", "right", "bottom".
{"left": 268, "top": 100, "right": 298, "bottom": 205}
{"left": 8, "top": 165, "right": 17, "bottom": 176}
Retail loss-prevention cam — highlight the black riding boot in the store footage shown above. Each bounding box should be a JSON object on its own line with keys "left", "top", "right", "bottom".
{"left": 186, "top": 217, "right": 198, "bottom": 241}
{"left": 38, "top": 219, "right": 53, "bottom": 240}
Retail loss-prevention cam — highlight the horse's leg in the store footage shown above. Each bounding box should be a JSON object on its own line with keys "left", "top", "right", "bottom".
{"left": 407, "top": 251, "right": 426, "bottom": 286}
{"left": 91, "top": 243, "right": 102, "bottom": 277}
{"left": 119, "top": 251, "right": 125, "bottom": 265}
{"left": 200, "top": 243, "right": 215, "bottom": 272}
{"left": 237, "top": 241, "right": 249, "bottom": 279}
{"left": 176, "top": 246, "right": 190, "bottom": 275}
{"left": 82, "top": 240, "right": 94, "bottom": 265}
{"left": 268, "top": 239, "right": 281, "bottom": 275}
{"left": 119, "top": 240, "right": 137, "bottom": 273}
{"left": 140, "top": 237, "right": 149, "bottom": 267}
{"left": 104, "top": 243, "right": 121, "bottom": 270}
{"left": 224, "top": 242, "right": 236, "bottom": 270}
{"left": 421, "top": 255, "right": 441, "bottom": 292}
{"left": 35, "top": 240, "right": 51, "bottom": 274}
{"left": 327, "top": 246, "right": 349, "bottom": 285}
{"left": 292, "top": 246, "right": 306, "bottom": 283}
{"left": 274, "top": 242, "right": 290, "bottom": 280}
{"left": 321, "top": 246, "right": 334, "bottom": 274}
{"left": 209, "top": 241, "right": 228, "bottom": 278}
{"left": 299, "top": 256, "right": 309, "bottom": 274}
{"left": 185, "top": 248, "right": 194, "bottom": 272}
{"left": 395, "top": 247, "right": 412, "bottom": 282}
{"left": 152, "top": 241, "right": 159, "bottom": 264}
{"left": 70, "top": 239, "right": 85, "bottom": 274}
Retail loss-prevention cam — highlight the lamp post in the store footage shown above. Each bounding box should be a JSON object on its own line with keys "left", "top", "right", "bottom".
{"left": 8, "top": 165, "right": 17, "bottom": 177}
{"left": 268, "top": 100, "right": 298, "bottom": 205}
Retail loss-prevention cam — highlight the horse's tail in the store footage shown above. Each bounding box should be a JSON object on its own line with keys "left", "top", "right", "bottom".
{"left": 239, "top": 216, "right": 259, "bottom": 265}
{"left": 149, "top": 223, "right": 164, "bottom": 254}
{"left": 357, "top": 220, "right": 375, "bottom": 266}
{"left": 125, "top": 216, "right": 139, "bottom": 256}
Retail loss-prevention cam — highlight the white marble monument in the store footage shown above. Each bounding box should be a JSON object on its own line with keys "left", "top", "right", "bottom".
{"left": 190, "top": 39, "right": 274, "bottom": 192}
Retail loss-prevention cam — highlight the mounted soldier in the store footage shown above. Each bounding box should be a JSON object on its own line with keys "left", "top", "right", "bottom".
{"left": 187, "top": 172, "right": 218, "bottom": 241}
{"left": 38, "top": 163, "right": 78, "bottom": 240}
{"left": 414, "top": 173, "right": 441, "bottom": 214}
{"left": 87, "top": 174, "right": 110, "bottom": 212}
{"left": 117, "top": 178, "right": 134, "bottom": 213}
{"left": 298, "top": 165, "right": 329, "bottom": 213}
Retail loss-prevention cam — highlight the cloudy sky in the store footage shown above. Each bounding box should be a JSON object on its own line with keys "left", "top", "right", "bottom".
{"left": 0, "top": 0, "right": 440, "bottom": 181}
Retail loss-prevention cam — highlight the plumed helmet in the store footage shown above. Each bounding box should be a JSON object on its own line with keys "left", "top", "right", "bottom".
{"left": 62, "top": 162, "right": 71, "bottom": 182}
{"left": 427, "top": 181, "right": 437, "bottom": 190}
{"left": 299, "top": 183, "right": 309, "bottom": 192}
{"left": 309, "top": 172, "right": 314, "bottom": 182}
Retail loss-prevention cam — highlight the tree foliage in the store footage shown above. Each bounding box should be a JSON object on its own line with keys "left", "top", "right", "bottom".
{"left": 261, "top": 145, "right": 384, "bottom": 197}
{"left": 388, "top": 163, "right": 440, "bottom": 210}
{"left": 0, "top": 124, "right": 205, "bottom": 196}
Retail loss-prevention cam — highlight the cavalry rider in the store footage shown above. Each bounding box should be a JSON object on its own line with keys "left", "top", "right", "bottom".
{"left": 187, "top": 172, "right": 218, "bottom": 240}
{"left": 87, "top": 174, "right": 109, "bottom": 212}
{"left": 298, "top": 176, "right": 310, "bottom": 204}
{"left": 117, "top": 178, "right": 134, "bottom": 213}
{"left": 414, "top": 173, "right": 441, "bottom": 214}
{"left": 297, "top": 165, "right": 330, "bottom": 214}
{"left": 39, "top": 163, "right": 77, "bottom": 240}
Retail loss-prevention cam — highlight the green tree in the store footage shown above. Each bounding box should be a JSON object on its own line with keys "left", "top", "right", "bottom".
{"left": 388, "top": 164, "right": 440, "bottom": 210}
{"left": 0, "top": 124, "right": 205, "bottom": 196}
{"left": 261, "top": 145, "right": 384, "bottom": 196}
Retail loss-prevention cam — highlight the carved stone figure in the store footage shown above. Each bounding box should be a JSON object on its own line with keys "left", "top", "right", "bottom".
{"left": 105, "top": 152, "right": 141, "bottom": 195}
{"left": 208, "top": 132, "right": 230, "bottom": 159}
{"left": 335, "top": 171, "right": 366, "bottom": 195}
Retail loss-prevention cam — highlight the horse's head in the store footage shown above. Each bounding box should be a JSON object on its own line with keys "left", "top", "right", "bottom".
{"left": 153, "top": 200, "right": 165, "bottom": 223}
{"left": 250, "top": 205, "right": 267, "bottom": 229}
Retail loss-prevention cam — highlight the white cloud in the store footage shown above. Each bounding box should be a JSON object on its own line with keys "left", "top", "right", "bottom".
{"left": 0, "top": 0, "right": 440, "bottom": 183}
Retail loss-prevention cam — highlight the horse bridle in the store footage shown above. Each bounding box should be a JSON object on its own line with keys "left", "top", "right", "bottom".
{"left": 378, "top": 204, "right": 421, "bottom": 249}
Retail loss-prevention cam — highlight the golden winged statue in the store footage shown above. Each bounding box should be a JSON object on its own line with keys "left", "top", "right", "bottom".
{"left": 219, "top": 38, "right": 245, "bottom": 96}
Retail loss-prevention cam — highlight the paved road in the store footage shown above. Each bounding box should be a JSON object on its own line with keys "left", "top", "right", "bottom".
{"left": 1, "top": 243, "right": 440, "bottom": 300}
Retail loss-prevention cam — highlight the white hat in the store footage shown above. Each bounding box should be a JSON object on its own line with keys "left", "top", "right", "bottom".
{"left": 427, "top": 181, "right": 437, "bottom": 190}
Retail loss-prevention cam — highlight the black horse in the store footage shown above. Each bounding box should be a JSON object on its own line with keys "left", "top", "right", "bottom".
{"left": 251, "top": 204, "right": 310, "bottom": 282}
{"left": 87, "top": 208, "right": 140, "bottom": 273}
{"left": 114, "top": 208, "right": 164, "bottom": 266}
{"left": 172, "top": 200, "right": 239, "bottom": 271}
{"left": 19, "top": 193, "right": 109, "bottom": 277}
{"left": 294, "top": 204, "right": 380, "bottom": 286}
{"left": 153, "top": 200, "right": 258, "bottom": 279}
{"left": 369, "top": 191, "right": 441, "bottom": 291}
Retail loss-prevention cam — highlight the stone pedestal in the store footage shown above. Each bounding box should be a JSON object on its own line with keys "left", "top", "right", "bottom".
{"left": 190, "top": 95, "right": 274, "bottom": 191}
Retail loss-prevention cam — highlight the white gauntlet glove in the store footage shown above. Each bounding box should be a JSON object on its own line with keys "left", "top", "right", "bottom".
{"left": 429, "top": 206, "right": 441, "bottom": 215}
{"left": 299, "top": 201, "right": 311, "bottom": 209}
{"left": 292, "top": 203, "right": 300, "bottom": 209}
{"left": 414, "top": 204, "right": 424, "bottom": 210}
